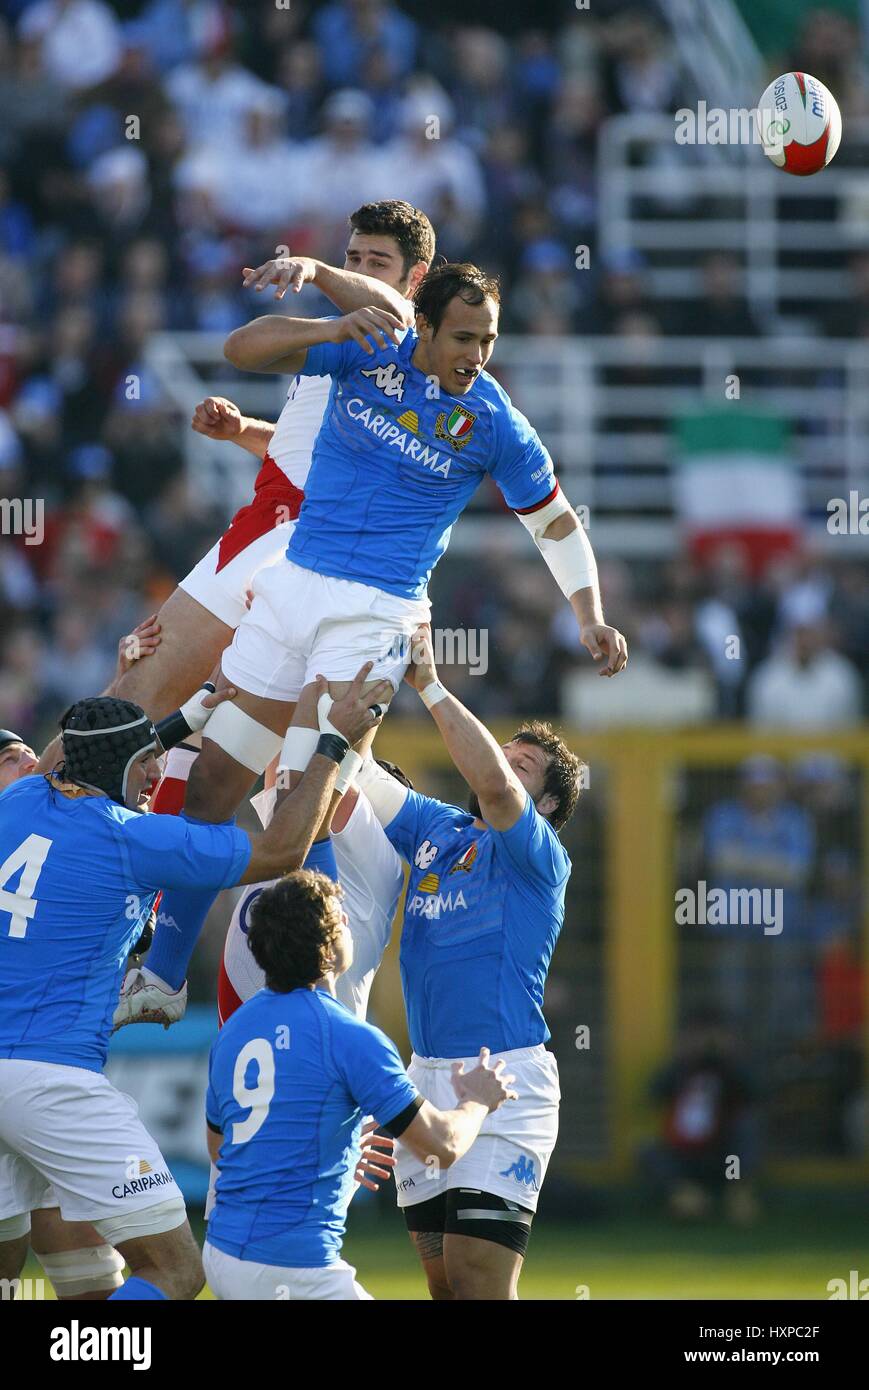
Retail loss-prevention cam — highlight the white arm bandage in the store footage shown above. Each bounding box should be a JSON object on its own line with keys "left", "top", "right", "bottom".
{"left": 515, "top": 488, "right": 598, "bottom": 600}
{"left": 354, "top": 755, "right": 410, "bottom": 826}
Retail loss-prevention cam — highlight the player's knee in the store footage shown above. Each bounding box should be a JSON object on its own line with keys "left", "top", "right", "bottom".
{"left": 37, "top": 1244, "right": 125, "bottom": 1299}
{"left": 183, "top": 747, "right": 244, "bottom": 821}
{"left": 425, "top": 1269, "right": 455, "bottom": 1300}
{"left": 0, "top": 1220, "right": 29, "bottom": 1282}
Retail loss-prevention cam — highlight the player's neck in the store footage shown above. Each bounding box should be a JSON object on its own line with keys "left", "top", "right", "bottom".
{"left": 47, "top": 773, "right": 105, "bottom": 801}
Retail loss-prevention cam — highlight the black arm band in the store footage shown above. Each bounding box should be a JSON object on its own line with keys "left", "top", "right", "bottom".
{"left": 206, "top": 1119, "right": 223, "bottom": 1136}
{"left": 155, "top": 710, "right": 192, "bottom": 751}
{"left": 316, "top": 733, "right": 349, "bottom": 765}
{"left": 381, "top": 1095, "right": 424, "bottom": 1139}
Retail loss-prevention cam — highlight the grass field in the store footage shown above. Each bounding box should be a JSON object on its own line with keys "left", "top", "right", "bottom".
{"left": 18, "top": 1193, "right": 867, "bottom": 1300}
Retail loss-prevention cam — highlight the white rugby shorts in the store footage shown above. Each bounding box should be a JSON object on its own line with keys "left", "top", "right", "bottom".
{"left": 0, "top": 1059, "right": 185, "bottom": 1235}
{"left": 203, "top": 1244, "right": 372, "bottom": 1301}
{"left": 221, "top": 559, "right": 431, "bottom": 702}
{"left": 179, "top": 521, "right": 295, "bottom": 630}
{"left": 395, "top": 1045, "right": 560, "bottom": 1214}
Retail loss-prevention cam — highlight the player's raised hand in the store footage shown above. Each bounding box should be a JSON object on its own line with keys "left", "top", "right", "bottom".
{"left": 315, "top": 663, "right": 393, "bottom": 746}
{"left": 581, "top": 622, "right": 629, "bottom": 677}
{"left": 191, "top": 396, "right": 244, "bottom": 441}
{"left": 116, "top": 615, "right": 161, "bottom": 679}
{"left": 451, "top": 1047, "right": 518, "bottom": 1114}
{"left": 354, "top": 1121, "right": 397, "bottom": 1192}
{"left": 242, "top": 256, "right": 316, "bottom": 300}
{"left": 334, "top": 306, "right": 405, "bottom": 354}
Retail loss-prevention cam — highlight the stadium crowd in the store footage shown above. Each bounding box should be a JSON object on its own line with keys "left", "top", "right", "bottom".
{"left": 0, "top": 0, "right": 867, "bottom": 751}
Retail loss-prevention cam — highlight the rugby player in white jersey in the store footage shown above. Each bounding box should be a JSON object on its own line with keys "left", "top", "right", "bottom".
{"left": 113, "top": 201, "right": 434, "bottom": 1025}
{"left": 114, "top": 200, "right": 434, "bottom": 724}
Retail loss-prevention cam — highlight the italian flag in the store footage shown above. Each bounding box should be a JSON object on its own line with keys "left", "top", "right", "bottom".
{"left": 674, "top": 409, "right": 803, "bottom": 576}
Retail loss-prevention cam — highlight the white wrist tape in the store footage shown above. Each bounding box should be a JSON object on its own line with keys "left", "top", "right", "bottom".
{"left": 335, "top": 748, "right": 364, "bottom": 796}
{"left": 317, "top": 692, "right": 345, "bottom": 740}
{"left": 278, "top": 726, "right": 320, "bottom": 775}
{"left": 355, "top": 755, "right": 410, "bottom": 825}
{"left": 178, "top": 686, "right": 218, "bottom": 734}
{"left": 250, "top": 785, "right": 276, "bottom": 829}
{"left": 419, "top": 680, "right": 448, "bottom": 709}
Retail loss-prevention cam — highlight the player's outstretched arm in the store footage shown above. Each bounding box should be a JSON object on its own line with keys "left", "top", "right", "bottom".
{"left": 240, "top": 664, "right": 391, "bottom": 882}
{"left": 515, "top": 492, "right": 628, "bottom": 676}
{"left": 242, "top": 255, "right": 413, "bottom": 326}
{"left": 397, "top": 1049, "right": 517, "bottom": 1168}
{"left": 191, "top": 396, "right": 274, "bottom": 460}
{"left": 403, "top": 625, "right": 527, "bottom": 832}
{"left": 224, "top": 306, "right": 405, "bottom": 376}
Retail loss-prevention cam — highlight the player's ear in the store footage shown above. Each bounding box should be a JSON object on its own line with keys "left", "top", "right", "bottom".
{"left": 408, "top": 261, "right": 428, "bottom": 296}
{"left": 415, "top": 310, "right": 432, "bottom": 341}
{"left": 536, "top": 792, "right": 558, "bottom": 821}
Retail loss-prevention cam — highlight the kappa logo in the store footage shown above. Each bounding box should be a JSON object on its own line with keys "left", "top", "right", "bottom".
{"left": 360, "top": 362, "right": 406, "bottom": 402}
{"left": 414, "top": 840, "right": 438, "bottom": 870}
{"left": 499, "top": 1154, "right": 539, "bottom": 1191}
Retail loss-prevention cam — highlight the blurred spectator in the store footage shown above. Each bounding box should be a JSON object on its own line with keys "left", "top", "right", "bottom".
{"left": 311, "top": 0, "right": 417, "bottom": 90}
{"left": 507, "top": 240, "right": 584, "bottom": 333}
{"left": 381, "top": 88, "right": 485, "bottom": 255}
{"left": 747, "top": 623, "right": 863, "bottom": 728}
{"left": 670, "top": 253, "right": 761, "bottom": 338}
{"left": 18, "top": 0, "right": 123, "bottom": 93}
{"left": 640, "top": 1016, "right": 760, "bottom": 1224}
{"left": 40, "top": 607, "right": 114, "bottom": 709}
{"left": 166, "top": 23, "right": 284, "bottom": 149}
{"left": 295, "top": 89, "right": 388, "bottom": 239}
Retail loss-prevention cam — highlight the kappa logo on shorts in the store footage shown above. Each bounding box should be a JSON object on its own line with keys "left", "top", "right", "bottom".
{"left": 414, "top": 840, "right": 438, "bottom": 870}
{"left": 397, "top": 1177, "right": 416, "bottom": 1192}
{"left": 499, "top": 1155, "right": 539, "bottom": 1191}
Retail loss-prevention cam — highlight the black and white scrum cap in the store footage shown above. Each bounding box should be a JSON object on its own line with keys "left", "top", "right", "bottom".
{"left": 60, "top": 697, "right": 160, "bottom": 804}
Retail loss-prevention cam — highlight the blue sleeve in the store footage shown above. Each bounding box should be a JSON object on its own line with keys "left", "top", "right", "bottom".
{"left": 382, "top": 789, "right": 451, "bottom": 865}
{"left": 120, "top": 815, "right": 251, "bottom": 893}
{"left": 489, "top": 398, "right": 557, "bottom": 511}
{"left": 205, "top": 1045, "right": 221, "bottom": 1130}
{"left": 334, "top": 1016, "right": 419, "bottom": 1127}
{"left": 297, "top": 324, "right": 372, "bottom": 381}
{"left": 489, "top": 792, "right": 570, "bottom": 890}
{"left": 303, "top": 836, "right": 338, "bottom": 881}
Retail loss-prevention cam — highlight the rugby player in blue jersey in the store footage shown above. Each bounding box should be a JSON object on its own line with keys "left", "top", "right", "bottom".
{"left": 203, "top": 868, "right": 516, "bottom": 1301}
{"left": 127, "top": 261, "right": 626, "bottom": 1023}
{"left": 351, "top": 624, "right": 582, "bottom": 1301}
{"left": 0, "top": 667, "right": 386, "bottom": 1300}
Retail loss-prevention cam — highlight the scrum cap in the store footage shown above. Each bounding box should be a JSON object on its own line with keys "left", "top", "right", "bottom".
{"left": 60, "top": 697, "right": 160, "bottom": 804}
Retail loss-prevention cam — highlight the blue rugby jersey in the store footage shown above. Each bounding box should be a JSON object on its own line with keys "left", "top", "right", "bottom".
{"left": 287, "top": 326, "right": 557, "bottom": 598}
{"left": 0, "top": 777, "right": 250, "bottom": 1071}
{"left": 383, "top": 790, "right": 571, "bottom": 1057}
{"left": 206, "top": 987, "right": 418, "bottom": 1267}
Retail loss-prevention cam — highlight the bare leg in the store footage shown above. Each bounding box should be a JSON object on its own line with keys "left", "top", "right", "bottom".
{"left": 408, "top": 1230, "right": 455, "bottom": 1301}
{"left": 0, "top": 1234, "right": 28, "bottom": 1283}
{"left": 443, "top": 1233, "right": 524, "bottom": 1300}
{"left": 114, "top": 1222, "right": 204, "bottom": 1301}
{"left": 183, "top": 677, "right": 296, "bottom": 824}
{"left": 116, "top": 589, "right": 235, "bottom": 721}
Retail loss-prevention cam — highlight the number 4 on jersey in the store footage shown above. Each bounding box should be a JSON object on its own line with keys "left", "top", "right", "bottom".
{"left": 0, "top": 834, "right": 52, "bottom": 939}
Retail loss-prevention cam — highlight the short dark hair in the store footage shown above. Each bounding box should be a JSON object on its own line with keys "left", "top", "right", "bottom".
{"left": 349, "top": 200, "right": 436, "bottom": 277}
{"left": 414, "top": 262, "right": 500, "bottom": 334}
{"left": 510, "top": 721, "right": 584, "bottom": 832}
{"left": 247, "top": 870, "right": 345, "bottom": 993}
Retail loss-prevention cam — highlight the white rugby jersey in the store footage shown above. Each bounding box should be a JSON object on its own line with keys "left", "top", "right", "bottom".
{"left": 222, "top": 786, "right": 404, "bottom": 1021}
{"left": 267, "top": 374, "right": 333, "bottom": 489}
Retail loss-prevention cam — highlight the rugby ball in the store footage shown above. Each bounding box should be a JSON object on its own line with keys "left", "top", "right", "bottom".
{"left": 756, "top": 72, "right": 842, "bottom": 175}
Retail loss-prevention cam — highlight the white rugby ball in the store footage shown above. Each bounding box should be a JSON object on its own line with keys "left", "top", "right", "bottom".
{"left": 756, "top": 71, "right": 842, "bottom": 175}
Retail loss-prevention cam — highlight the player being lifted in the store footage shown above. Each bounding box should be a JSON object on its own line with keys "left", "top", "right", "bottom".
{"left": 127, "top": 261, "right": 628, "bottom": 1022}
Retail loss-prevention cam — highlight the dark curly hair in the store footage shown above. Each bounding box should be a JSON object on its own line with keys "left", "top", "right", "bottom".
{"left": 510, "top": 721, "right": 585, "bottom": 832}
{"left": 349, "top": 200, "right": 436, "bottom": 277}
{"left": 247, "top": 870, "right": 346, "bottom": 993}
{"left": 413, "top": 262, "right": 501, "bottom": 334}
